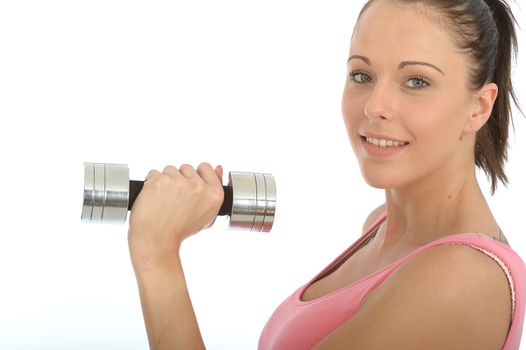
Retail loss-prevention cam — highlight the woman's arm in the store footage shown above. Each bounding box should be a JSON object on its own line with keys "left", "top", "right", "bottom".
{"left": 131, "top": 252, "right": 204, "bottom": 350}
{"left": 128, "top": 163, "right": 225, "bottom": 349}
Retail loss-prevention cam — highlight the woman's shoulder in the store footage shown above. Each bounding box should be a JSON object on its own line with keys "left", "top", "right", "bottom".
{"left": 409, "top": 243, "right": 513, "bottom": 344}
{"left": 372, "top": 242, "right": 512, "bottom": 347}
{"left": 312, "top": 241, "right": 514, "bottom": 349}
{"left": 361, "top": 203, "right": 386, "bottom": 234}
{"left": 430, "top": 231, "right": 522, "bottom": 267}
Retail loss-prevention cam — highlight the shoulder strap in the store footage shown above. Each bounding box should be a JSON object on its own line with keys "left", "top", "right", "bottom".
{"left": 362, "top": 210, "right": 387, "bottom": 236}
{"left": 445, "top": 239, "right": 516, "bottom": 319}
{"left": 304, "top": 210, "right": 387, "bottom": 287}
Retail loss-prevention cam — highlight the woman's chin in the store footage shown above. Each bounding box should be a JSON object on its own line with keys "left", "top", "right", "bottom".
{"left": 360, "top": 171, "right": 406, "bottom": 190}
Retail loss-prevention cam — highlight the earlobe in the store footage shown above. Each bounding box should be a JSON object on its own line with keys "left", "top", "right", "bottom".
{"left": 463, "top": 83, "right": 498, "bottom": 133}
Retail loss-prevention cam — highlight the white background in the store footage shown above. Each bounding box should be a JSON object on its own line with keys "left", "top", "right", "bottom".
{"left": 0, "top": 1, "right": 524, "bottom": 349}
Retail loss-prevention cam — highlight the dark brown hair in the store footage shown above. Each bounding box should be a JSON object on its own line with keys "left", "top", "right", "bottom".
{"left": 357, "top": 0, "right": 522, "bottom": 195}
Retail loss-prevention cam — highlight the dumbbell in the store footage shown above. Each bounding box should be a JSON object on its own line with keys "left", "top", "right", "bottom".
{"left": 81, "top": 162, "right": 276, "bottom": 232}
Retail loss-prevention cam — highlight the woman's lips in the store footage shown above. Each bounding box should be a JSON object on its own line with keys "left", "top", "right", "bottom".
{"left": 360, "top": 135, "right": 409, "bottom": 157}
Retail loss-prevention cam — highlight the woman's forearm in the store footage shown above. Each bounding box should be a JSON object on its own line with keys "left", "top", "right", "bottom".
{"left": 132, "top": 254, "right": 206, "bottom": 350}
{"left": 126, "top": 164, "right": 224, "bottom": 349}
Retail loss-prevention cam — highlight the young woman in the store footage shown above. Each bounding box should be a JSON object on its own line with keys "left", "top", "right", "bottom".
{"left": 127, "top": 0, "right": 525, "bottom": 348}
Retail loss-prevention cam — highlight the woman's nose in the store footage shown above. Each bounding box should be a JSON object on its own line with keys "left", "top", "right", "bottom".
{"left": 364, "top": 81, "right": 395, "bottom": 121}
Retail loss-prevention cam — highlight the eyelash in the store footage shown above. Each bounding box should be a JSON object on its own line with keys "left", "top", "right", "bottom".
{"left": 348, "top": 71, "right": 431, "bottom": 90}
{"left": 405, "top": 75, "right": 431, "bottom": 90}
{"left": 348, "top": 70, "right": 372, "bottom": 84}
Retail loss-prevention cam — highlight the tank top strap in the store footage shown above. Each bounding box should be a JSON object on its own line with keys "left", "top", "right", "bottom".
{"left": 305, "top": 210, "right": 388, "bottom": 289}
{"left": 361, "top": 210, "right": 387, "bottom": 236}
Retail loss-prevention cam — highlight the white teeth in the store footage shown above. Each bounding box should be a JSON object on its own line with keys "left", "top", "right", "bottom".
{"left": 366, "top": 136, "right": 408, "bottom": 147}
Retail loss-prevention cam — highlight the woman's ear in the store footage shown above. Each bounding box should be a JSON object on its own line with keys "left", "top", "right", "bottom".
{"left": 463, "top": 83, "right": 498, "bottom": 133}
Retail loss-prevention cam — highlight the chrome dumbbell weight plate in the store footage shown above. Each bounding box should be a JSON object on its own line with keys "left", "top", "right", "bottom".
{"left": 228, "top": 172, "right": 276, "bottom": 232}
{"left": 81, "top": 162, "right": 276, "bottom": 232}
{"left": 81, "top": 163, "right": 129, "bottom": 224}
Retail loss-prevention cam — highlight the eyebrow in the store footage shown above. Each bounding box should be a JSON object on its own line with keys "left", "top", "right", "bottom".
{"left": 347, "top": 55, "right": 446, "bottom": 76}
{"left": 347, "top": 55, "right": 370, "bottom": 65}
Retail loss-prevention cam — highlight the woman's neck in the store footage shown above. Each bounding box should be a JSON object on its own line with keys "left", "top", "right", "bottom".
{"left": 379, "top": 165, "right": 497, "bottom": 250}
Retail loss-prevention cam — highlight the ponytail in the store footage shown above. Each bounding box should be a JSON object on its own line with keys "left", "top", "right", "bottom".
{"left": 476, "top": 0, "right": 522, "bottom": 195}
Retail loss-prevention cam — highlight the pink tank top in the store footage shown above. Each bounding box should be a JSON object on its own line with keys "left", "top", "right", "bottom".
{"left": 258, "top": 211, "right": 526, "bottom": 349}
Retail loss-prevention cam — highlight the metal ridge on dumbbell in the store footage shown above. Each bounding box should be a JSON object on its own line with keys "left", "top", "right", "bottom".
{"left": 81, "top": 162, "right": 276, "bottom": 232}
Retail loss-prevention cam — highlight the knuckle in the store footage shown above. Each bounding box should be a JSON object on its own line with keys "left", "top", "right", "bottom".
{"left": 184, "top": 178, "right": 203, "bottom": 194}
{"left": 162, "top": 165, "right": 177, "bottom": 173}
{"left": 197, "top": 162, "right": 212, "bottom": 171}
{"left": 146, "top": 169, "right": 160, "bottom": 180}
{"left": 149, "top": 174, "right": 171, "bottom": 189}
{"left": 193, "top": 180, "right": 206, "bottom": 193}
{"left": 179, "top": 163, "right": 193, "bottom": 171}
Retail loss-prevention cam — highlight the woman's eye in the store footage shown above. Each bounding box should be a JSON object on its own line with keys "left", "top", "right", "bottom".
{"left": 349, "top": 71, "right": 373, "bottom": 84}
{"left": 404, "top": 76, "right": 430, "bottom": 89}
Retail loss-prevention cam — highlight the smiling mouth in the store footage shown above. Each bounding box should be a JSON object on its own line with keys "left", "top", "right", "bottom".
{"left": 361, "top": 136, "right": 409, "bottom": 148}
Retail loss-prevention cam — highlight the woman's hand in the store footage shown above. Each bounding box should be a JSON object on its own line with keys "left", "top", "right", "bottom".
{"left": 127, "top": 162, "right": 222, "bottom": 349}
{"left": 128, "top": 162, "right": 224, "bottom": 267}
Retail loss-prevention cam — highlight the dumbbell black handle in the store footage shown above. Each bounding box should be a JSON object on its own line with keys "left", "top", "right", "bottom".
{"left": 128, "top": 180, "right": 233, "bottom": 216}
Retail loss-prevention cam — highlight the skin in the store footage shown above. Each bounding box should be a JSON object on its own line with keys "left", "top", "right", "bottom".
{"left": 342, "top": 0, "right": 502, "bottom": 254}
{"left": 128, "top": 163, "right": 224, "bottom": 349}
{"left": 312, "top": 2, "right": 511, "bottom": 348}
{"left": 128, "top": 0, "right": 512, "bottom": 348}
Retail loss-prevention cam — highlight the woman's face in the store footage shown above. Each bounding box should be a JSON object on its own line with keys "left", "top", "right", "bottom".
{"left": 342, "top": 0, "right": 476, "bottom": 190}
